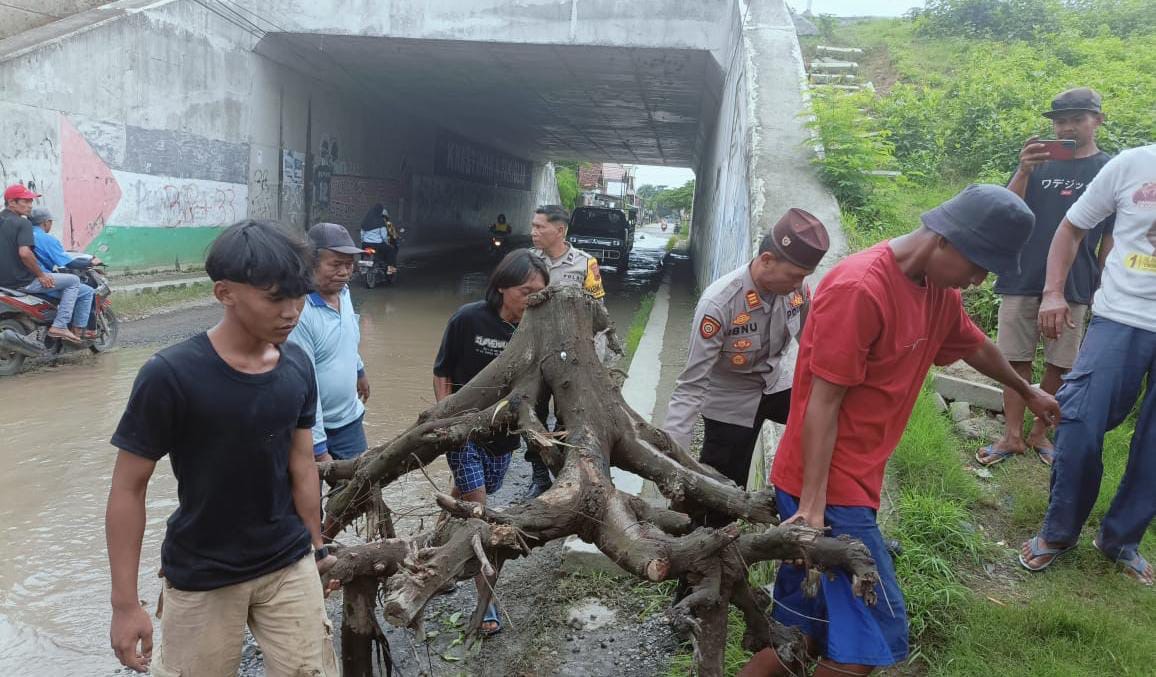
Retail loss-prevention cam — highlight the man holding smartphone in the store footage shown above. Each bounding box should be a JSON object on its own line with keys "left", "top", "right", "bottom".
{"left": 977, "top": 87, "right": 1114, "bottom": 467}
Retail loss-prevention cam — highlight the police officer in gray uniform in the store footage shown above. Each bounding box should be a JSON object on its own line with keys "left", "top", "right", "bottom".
{"left": 523, "top": 204, "right": 606, "bottom": 497}
{"left": 665, "top": 208, "right": 831, "bottom": 488}
{"left": 530, "top": 204, "right": 606, "bottom": 300}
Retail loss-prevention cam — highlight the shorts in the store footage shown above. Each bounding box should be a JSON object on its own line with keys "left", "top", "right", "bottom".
{"left": 446, "top": 440, "right": 512, "bottom": 494}
{"left": 996, "top": 295, "right": 1087, "bottom": 369}
{"left": 153, "top": 555, "right": 337, "bottom": 676}
{"left": 324, "top": 413, "right": 367, "bottom": 460}
{"left": 771, "top": 488, "right": 908, "bottom": 667}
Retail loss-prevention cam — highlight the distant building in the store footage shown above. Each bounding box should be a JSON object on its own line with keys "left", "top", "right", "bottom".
{"left": 577, "top": 163, "right": 640, "bottom": 211}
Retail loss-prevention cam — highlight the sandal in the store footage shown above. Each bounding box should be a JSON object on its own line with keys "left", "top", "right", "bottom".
{"left": 1018, "top": 536, "right": 1076, "bottom": 572}
{"left": 480, "top": 602, "right": 502, "bottom": 636}
{"left": 1034, "top": 445, "right": 1057, "bottom": 466}
{"left": 1093, "top": 539, "right": 1155, "bottom": 587}
{"left": 976, "top": 445, "right": 1020, "bottom": 467}
{"left": 46, "top": 327, "right": 82, "bottom": 345}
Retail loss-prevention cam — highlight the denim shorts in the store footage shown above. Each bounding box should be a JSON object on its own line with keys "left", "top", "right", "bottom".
{"left": 324, "top": 413, "right": 367, "bottom": 461}
{"left": 446, "top": 440, "right": 513, "bottom": 494}
{"left": 771, "top": 488, "right": 909, "bottom": 667}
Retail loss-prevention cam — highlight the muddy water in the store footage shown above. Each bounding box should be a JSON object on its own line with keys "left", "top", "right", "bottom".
{"left": 0, "top": 226, "right": 671, "bottom": 675}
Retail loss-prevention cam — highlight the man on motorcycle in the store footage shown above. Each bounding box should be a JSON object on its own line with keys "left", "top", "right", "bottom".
{"left": 489, "top": 213, "right": 511, "bottom": 235}
{"left": 0, "top": 185, "right": 85, "bottom": 344}
{"left": 29, "top": 208, "right": 97, "bottom": 339}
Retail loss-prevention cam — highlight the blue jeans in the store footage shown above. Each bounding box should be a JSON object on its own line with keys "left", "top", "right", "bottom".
{"left": 24, "top": 273, "right": 93, "bottom": 330}
{"left": 1041, "top": 316, "right": 1156, "bottom": 561}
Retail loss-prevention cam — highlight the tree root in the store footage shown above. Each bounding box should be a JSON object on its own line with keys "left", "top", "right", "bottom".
{"left": 320, "top": 287, "right": 879, "bottom": 674}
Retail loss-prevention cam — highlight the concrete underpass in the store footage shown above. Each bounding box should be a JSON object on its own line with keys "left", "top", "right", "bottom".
{"left": 0, "top": 0, "right": 845, "bottom": 673}
{"left": 0, "top": 0, "right": 842, "bottom": 282}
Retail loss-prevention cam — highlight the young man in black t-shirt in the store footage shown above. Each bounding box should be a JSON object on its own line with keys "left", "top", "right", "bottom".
{"left": 105, "top": 220, "right": 338, "bottom": 675}
{"left": 978, "top": 88, "right": 1115, "bottom": 468}
{"left": 432, "top": 248, "right": 547, "bottom": 635}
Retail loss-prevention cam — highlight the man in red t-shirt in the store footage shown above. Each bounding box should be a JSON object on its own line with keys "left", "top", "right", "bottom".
{"left": 741, "top": 185, "right": 1061, "bottom": 677}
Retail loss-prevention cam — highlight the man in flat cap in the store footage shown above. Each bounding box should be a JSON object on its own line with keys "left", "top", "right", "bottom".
{"left": 743, "top": 185, "right": 1061, "bottom": 676}
{"left": 665, "top": 208, "right": 830, "bottom": 497}
{"left": 979, "top": 87, "right": 1114, "bottom": 467}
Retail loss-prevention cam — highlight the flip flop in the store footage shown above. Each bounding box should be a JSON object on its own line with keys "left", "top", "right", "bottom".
{"left": 481, "top": 602, "right": 502, "bottom": 636}
{"left": 976, "top": 445, "right": 1019, "bottom": 467}
{"left": 1093, "top": 539, "right": 1155, "bottom": 587}
{"left": 46, "top": 328, "right": 83, "bottom": 345}
{"left": 1034, "top": 446, "right": 1057, "bottom": 466}
{"left": 1018, "top": 536, "right": 1077, "bottom": 572}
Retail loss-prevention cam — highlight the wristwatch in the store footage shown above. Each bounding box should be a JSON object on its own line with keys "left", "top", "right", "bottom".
{"left": 314, "top": 545, "right": 330, "bottom": 561}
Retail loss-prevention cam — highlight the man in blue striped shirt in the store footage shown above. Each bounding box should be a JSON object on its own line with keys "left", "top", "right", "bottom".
{"left": 288, "top": 222, "right": 371, "bottom": 461}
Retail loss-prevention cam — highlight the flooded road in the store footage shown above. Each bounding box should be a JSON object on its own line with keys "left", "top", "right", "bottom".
{"left": 0, "top": 225, "right": 673, "bottom": 675}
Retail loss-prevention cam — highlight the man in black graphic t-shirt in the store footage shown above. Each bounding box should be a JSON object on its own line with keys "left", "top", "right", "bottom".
{"left": 978, "top": 88, "right": 1114, "bottom": 468}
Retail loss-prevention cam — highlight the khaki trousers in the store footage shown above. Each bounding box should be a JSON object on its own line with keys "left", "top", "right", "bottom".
{"left": 152, "top": 555, "right": 338, "bottom": 677}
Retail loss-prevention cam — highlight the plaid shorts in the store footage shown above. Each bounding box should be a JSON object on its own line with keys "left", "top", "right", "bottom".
{"left": 446, "top": 440, "right": 513, "bottom": 494}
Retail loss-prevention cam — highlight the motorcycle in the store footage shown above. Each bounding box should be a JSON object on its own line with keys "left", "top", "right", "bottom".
{"left": 487, "top": 230, "right": 508, "bottom": 259}
{"left": 357, "top": 228, "right": 405, "bottom": 289}
{"left": 0, "top": 253, "right": 119, "bottom": 376}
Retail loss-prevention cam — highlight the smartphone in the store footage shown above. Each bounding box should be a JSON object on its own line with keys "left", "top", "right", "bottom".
{"left": 1038, "top": 139, "right": 1077, "bottom": 161}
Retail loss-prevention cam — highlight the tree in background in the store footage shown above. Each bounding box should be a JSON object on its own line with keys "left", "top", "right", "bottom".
{"left": 555, "top": 161, "right": 579, "bottom": 210}
{"left": 652, "top": 180, "right": 696, "bottom": 218}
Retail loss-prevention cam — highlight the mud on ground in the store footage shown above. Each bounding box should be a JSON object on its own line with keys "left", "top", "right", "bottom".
{"left": 239, "top": 450, "right": 682, "bottom": 677}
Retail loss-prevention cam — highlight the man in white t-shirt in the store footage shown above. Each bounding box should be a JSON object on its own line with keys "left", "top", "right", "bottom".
{"left": 1020, "top": 144, "right": 1156, "bottom": 586}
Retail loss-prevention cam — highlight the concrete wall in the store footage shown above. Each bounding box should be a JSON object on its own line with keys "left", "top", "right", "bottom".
{"left": 0, "top": 0, "right": 833, "bottom": 273}
{"left": 0, "top": 1, "right": 108, "bottom": 40}
{"left": 690, "top": 0, "right": 844, "bottom": 286}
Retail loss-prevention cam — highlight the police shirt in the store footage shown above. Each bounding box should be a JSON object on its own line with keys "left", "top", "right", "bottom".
{"left": 533, "top": 244, "right": 605, "bottom": 299}
{"left": 664, "top": 263, "right": 809, "bottom": 451}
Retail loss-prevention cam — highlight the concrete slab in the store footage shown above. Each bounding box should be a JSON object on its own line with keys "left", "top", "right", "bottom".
{"left": 113, "top": 275, "right": 211, "bottom": 296}
{"left": 933, "top": 373, "right": 1005, "bottom": 413}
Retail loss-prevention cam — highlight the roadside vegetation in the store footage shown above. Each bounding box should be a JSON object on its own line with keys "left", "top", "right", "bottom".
{"left": 660, "top": 2, "right": 1156, "bottom": 674}
{"left": 116, "top": 282, "right": 214, "bottom": 320}
{"left": 795, "top": 2, "right": 1156, "bottom": 674}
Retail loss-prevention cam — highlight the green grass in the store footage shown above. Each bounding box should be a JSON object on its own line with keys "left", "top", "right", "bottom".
{"left": 623, "top": 291, "right": 657, "bottom": 364}
{"left": 115, "top": 282, "right": 214, "bottom": 320}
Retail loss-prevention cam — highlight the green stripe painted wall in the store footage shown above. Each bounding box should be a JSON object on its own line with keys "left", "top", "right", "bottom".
{"left": 86, "top": 226, "right": 224, "bottom": 270}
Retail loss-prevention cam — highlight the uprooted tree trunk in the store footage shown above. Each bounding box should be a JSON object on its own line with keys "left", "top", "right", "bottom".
{"left": 319, "top": 286, "right": 879, "bottom": 676}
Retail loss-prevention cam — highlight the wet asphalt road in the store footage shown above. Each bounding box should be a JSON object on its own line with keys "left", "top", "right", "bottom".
{"left": 0, "top": 226, "right": 674, "bottom": 675}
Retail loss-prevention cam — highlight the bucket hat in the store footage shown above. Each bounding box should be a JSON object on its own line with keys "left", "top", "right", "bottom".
{"left": 921, "top": 184, "right": 1035, "bottom": 276}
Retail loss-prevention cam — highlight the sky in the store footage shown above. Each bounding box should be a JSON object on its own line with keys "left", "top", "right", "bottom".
{"left": 631, "top": 165, "right": 695, "bottom": 190}
{"left": 792, "top": 0, "right": 925, "bottom": 17}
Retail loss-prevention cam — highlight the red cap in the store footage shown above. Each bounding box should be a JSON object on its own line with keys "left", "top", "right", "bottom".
{"left": 4, "top": 184, "right": 40, "bottom": 201}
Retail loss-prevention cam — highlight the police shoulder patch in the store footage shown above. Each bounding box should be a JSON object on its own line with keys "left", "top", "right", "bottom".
{"left": 699, "top": 314, "right": 722, "bottom": 340}
{"left": 745, "top": 290, "right": 760, "bottom": 310}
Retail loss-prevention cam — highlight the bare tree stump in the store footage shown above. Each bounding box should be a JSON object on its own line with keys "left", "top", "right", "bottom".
{"left": 320, "top": 286, "right": 879, "bottom": 675}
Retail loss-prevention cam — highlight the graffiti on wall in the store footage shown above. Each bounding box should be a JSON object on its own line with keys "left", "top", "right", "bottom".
{"left": 112, "top": 173, "right": 246, "bottom": 228}
{"left": 0, "top": 102, "right": 251, "bottom": 264}
{"left": 0, "top": 102, "right": 62, "bottom": 224}
{"left": 282, "top": 149, "right": 305, "bottom": 228}
{"left": 313, "top": 136, "right": 338, "bottom": 210}
{"left": 325, "top": 175, "right": 404, "bottom": 228}
{"left": 434, "top": 131, "right": 532, "bottom": 191}
{"left": 250, "top": 169, "right": 275, "bottom": 219}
